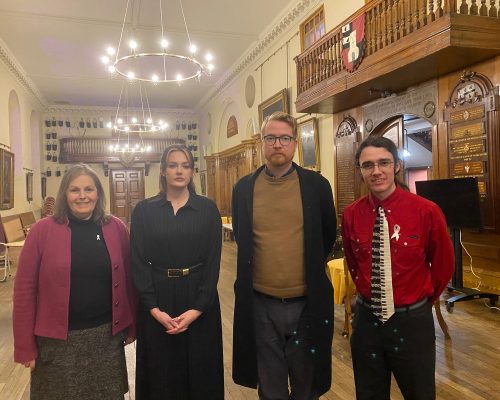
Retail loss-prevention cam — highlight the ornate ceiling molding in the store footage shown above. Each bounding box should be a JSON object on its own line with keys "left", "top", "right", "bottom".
{"left": 45, "top": 104, "right": 197, "bottom": 117}
{"left": 0, "top": 37, "right": 47, "bottom": 107}
{"left": 197, "top": 0, "right": 316, "bottom": 110}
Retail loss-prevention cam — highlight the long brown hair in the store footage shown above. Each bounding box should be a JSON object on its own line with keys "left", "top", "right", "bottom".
{"left": 159, "top": 144, "right": 196, "bottom": 195}
{"left": 53, "top": 164, "right": 109, "bottom": 224}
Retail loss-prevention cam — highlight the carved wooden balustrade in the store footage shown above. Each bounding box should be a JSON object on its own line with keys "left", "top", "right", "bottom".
{"left": 58, "top": 137, "right": 185, "bottom": 164}
{"left": 295, "top": 0, "right": 500, "bottom": 113}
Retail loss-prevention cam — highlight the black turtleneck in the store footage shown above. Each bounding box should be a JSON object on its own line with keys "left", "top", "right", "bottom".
{"left": 68, "top": 215, "right": 112, "bottom": 330}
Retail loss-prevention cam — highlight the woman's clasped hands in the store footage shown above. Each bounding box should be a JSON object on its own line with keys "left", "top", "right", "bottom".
{"left": 150, "top": 308, "right": 202, "bottom": 334}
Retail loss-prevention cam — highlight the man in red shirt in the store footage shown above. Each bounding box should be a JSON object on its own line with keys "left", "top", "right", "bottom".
{"left": 342, "top": 136, "right": 454, "bottom": 399}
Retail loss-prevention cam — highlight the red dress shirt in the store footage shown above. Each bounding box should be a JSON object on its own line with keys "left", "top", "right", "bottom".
{"left": 342, "top": 186, "right": 454, "bottom": 305}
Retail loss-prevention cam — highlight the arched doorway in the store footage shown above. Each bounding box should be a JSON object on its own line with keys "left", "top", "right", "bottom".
{"left": 368, "top": 114, "right": 433, "bottom": 194}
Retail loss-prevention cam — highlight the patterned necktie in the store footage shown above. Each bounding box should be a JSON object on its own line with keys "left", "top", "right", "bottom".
{"left": 371, "top": 206, "right": 395, "bottom": 323}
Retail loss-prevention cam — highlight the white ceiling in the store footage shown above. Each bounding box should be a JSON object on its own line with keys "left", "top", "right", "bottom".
{"left": 0, "top": 0, "right": 294, "bottom": 109}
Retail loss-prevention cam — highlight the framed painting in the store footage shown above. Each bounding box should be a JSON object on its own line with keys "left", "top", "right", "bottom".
{"left": 0, "top": 149, "right": 14, "bottom": 210}
{"left": 258, "top": 89, "right": 289, "bottom": 127}
{"left": 297, "top": 117, "right": 320, "bottom": 172}
{"left": 26, "top": 172, "right": 34, "bottom": 202}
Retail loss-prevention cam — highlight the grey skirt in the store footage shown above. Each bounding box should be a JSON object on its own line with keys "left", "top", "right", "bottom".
{"left": 31, "top": 323, "right": 128, "bottom": 400}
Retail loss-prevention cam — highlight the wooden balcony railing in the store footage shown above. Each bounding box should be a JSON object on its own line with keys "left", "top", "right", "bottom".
{"left": 295, "top": 0, "right": 500, "bottom": 113}
{"left": 59, "top": 137, "right": 185, "bottom": 164}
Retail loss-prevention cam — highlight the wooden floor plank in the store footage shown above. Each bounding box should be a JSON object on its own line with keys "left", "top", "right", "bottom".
{"left": 0, "top": 242, "right": 499, "bottom": 399}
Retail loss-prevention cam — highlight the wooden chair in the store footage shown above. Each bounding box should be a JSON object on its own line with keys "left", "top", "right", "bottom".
{"left": 1, "top": 215, "right": 26, "bottom": 243}
{"left": 19, "top": 211, "right": 37, "bottom": 234}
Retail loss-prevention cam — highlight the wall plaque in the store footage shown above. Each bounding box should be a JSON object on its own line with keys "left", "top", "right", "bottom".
{"left": 450, "top": 105, "right": 484, "bottom": 124}
{"left": 450, "top": 122, "right": 484, "bottom": 140}
{"left": 444, "top": 71, "right": 500, "bottom": 231}
{"left": 334, "top": 116, "right": 360, "bottom": 215}
{"left": 450, "top": 139, "right": 486, "bottom": 158}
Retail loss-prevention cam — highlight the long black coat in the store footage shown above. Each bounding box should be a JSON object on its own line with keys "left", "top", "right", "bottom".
{"left": 231, "top": 163, "right": 337, "bottom": 396}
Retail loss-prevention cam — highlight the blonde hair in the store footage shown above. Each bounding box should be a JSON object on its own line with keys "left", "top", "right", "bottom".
{"left": 261, "top": 111, "right": 297, "bottom": 138}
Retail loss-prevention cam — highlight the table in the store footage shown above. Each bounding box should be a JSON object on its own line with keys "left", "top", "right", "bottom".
{"left": 222, "top": 223, "right": 233, "bottom": 241}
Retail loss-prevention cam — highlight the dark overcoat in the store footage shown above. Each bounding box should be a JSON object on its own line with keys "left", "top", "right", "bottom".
{"left": 231, "top": 163, "right": 337, "bottom": 396}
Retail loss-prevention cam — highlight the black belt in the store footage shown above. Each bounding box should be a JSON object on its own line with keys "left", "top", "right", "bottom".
{"left": 153, "top": 262, "right": 202, "bottom": 278}
{"left": 356, "top": 295, "right": 429, "bottom": 313}
{"left": 254, "top": 290, "right": 307, "bottom": 303}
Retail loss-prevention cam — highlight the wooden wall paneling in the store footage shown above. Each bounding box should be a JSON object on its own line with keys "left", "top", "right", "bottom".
{"left": 204, "top": 136, "right": 261, "bottom": 215}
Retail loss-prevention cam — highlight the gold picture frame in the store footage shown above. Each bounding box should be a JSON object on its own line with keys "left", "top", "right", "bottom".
{"left": 0, "top": 149, "right": 14, "bottom": 210}
{"left": 297, "top": 117, "right": 320, "bottom": 172}
{"left": 258, "top": 89, "right": 289, "bottom": 127}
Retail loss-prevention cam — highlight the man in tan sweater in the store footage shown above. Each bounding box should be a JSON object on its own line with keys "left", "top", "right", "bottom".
{"left": 232, "top": 112, "right": 337, "bottom": 400}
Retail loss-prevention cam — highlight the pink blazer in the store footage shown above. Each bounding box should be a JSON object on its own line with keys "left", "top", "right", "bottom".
{"left": 13, "top": 215, "right": 137, "bottom": 363}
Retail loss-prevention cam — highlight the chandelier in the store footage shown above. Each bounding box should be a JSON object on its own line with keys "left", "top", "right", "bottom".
{"left": 100, "top": 0, "right": 215, "bottom": 84}
{"left": 107, "top": 80, "right": 168, "bottom": 153}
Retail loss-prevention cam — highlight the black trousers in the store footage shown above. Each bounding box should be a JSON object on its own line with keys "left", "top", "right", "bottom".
{"left": 350, "top": 301, "right": 436, "bottom": 400}
{"left": 253, "top": 292, "right": 318, "bottom": 400}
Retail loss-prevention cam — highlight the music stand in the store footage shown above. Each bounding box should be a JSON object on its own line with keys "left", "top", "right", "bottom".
{"left": 416, "top": 177, "right": 498, "bottom": 312}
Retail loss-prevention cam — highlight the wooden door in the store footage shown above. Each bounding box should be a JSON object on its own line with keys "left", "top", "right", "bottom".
{"left": 110, "top": 169, "right": 145, "bottom": 223}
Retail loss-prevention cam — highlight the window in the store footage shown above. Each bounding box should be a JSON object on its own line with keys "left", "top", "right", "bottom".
{"left": 300, "top": 6, "right": 325, "bottom": 51}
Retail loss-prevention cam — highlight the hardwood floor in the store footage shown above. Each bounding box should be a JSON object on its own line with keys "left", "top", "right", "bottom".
{"left": 1, "top": 243, "right": 499, "bottom": 399}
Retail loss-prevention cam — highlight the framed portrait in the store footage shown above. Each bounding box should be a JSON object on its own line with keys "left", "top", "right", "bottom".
{"left": 227, "top": 115, "right": 238, "bottom": 138}
{"left": 297, "top": 117, "right": 320, "bottom": 172}
{"left": 258, "top": 89, "right": 289, "bottom": 127}
{"left": 26, "top": 172, "right": 34, "bottom": 202}
{"left": 0, "top": 149, "right": 14, "bottom": 210}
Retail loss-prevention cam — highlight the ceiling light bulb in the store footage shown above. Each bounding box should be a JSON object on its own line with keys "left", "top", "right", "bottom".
{"left": 101, "top": 56, "right": 110, "bottom": 64}
{"left": 124, "top": 126, "right": 130, "bottom": 132}
{"left": 147, "top": 146, "right": 152, "bottom": 151}
{"left": 108, "top": 145, "right": 114, "bottom": 151}
{"left": 163, "top": 122, "right": 169, "bottom": 128}
{"left": 205, "top": 53, "right": 213, "bottom": 62}
{"left": 129, "top": 39, "right": 137, "bottom": 50}
{"left": 158, "top": 120, "right": 164, "bottom": 125}
{"left": 117, "top": 118, "right": 123, "bottom": 124}
{"left": 131, "top": 117, "right": 137, "bottom": 123}
{"left": 207, "top": 63, "right": 214, "bottom": 71}
{"left": 127, "top": 71, "right": 135, "bottom": 79}
{"left": 189, "top": 44, "right": 197, "bottom": 54}
{"left": 135, "top": 143, "right": 140, "bottom": 148}
{"left": 107, "top": 47, "right": 116, "bottom": 56}
{"left": 108, "top": 65, "right": 116, "bottom": 73}
{"left": 152, "top": 74, "right": 159, "bottom": 82}
{"left": 106, "top": 122, "right": 112, "bottom": 128}
{"left": 113, "top": 125, "right": 118, "bottom": 130}
{"left": 147, "top": 118, "right": 152, "bottom": 124}
{"left": 160, "top": 39, "right": 169, "bottom": 48}
{"left": 176, "top": 74, "right": 183, "bottom": 81}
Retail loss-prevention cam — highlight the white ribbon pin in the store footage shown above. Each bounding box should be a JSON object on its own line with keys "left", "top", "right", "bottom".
{"left": 390, "top": 224, "right": 400, "bottom": 241}
{"left": 96, "top": 234, "right": 101, "bottom": 241}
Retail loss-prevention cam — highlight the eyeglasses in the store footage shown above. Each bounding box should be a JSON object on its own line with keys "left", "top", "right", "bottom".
{"left": 358, "top": 159, "right": 394, "bottom": 172}
{"left": 262, "top": 135, "right": 295, "bottom": 146}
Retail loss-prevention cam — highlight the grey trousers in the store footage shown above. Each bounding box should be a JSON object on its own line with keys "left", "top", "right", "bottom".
{"left": 253, "top": 292, "right": 318, "bottom": 400}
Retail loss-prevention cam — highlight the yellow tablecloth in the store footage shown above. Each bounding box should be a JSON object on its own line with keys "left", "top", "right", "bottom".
{"left": 326, "top": 258, "right": 354, "bottom": 305}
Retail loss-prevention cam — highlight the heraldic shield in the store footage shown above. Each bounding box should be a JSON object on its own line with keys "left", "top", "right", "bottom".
{"left": 341, "top": 13, "right": 366, "bottom": 72}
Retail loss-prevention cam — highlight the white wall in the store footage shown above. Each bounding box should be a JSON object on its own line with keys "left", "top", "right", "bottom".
{"left": 198, "top": 0, "right": 364, "bottom": 195}
{"left": 0, "top": 60, "right": 44, "bottom": 216}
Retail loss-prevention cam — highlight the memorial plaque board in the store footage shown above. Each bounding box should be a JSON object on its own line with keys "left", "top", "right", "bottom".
{"left": 450, "top": 106, "right": 484, "bottom": 124}
{"left": 450, "top": 122, "right": 484, "bottom": 140}
{"left": 452, "top": 161, "right": 485, "bottom": 176}
{"left": 450, "top": 139, "right": 486, "bottom": 158}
